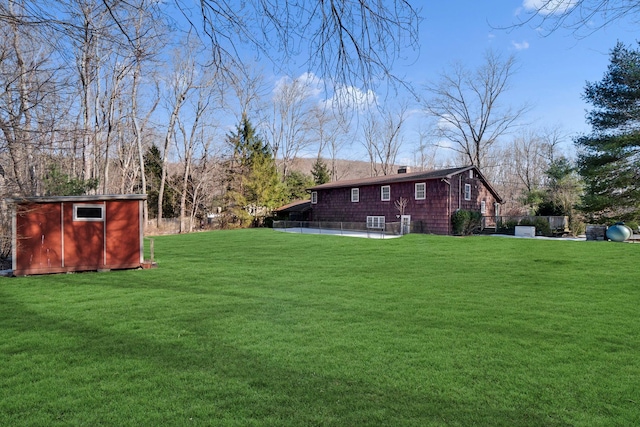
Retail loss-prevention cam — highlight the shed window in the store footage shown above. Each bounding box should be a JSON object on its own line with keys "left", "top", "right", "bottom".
{"left": 366, "top": 216, "right": 385, "bottom": 229}
{"left": 311, "top": 191, "right": 317, "bottom": 204}
{"left": 415, "top": 183, "right": 426, "bottom": 200}
{"left": 381, "top": 185, "right": 390, "bottom": 201}
{"left": 351, "top": 188, "right": 359, "bottom": 202}
{"left": 74, "top": 204, "right": 104, "bottom": 221}
{"left": 464, "top": 184, "right": 472, "bottom": 201}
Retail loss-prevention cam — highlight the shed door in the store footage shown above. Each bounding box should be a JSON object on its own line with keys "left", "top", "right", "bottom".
{"left": 63, "top": 202, "right": 105, "bottom": 268}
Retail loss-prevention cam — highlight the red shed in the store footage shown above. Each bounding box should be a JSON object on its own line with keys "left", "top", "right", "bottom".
{"left": 8, "top": 194, "right": 146, "bottom": 276}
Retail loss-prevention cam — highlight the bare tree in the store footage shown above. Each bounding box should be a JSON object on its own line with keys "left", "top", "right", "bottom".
{"left": 361, "top": 103, "right": 408, "bottom": 176}
{"left": 512, "top": 0, "right": 640, "bottom": 36}
{"left": 423, "top": 50, "right": 530, "bottom": 172}
{"left": 157, "top": 38, "right": 200, "bottom": 226}
{"left": 491, "top": 125, "right": 567, "bottom": 214}
{"left": 412, "top": 125, "right": 440, "bottom": 171}
{"left": 0, "top": 0, "right": 61, "bottom": 195}
{"left": 174, "top": 65, "right": 222, "bottom": 233}
{"left": 0, "top": 0, "right": 419, "bottom": 102}
{"left": 266, "top": 74, "right": 319, "bottom": 178}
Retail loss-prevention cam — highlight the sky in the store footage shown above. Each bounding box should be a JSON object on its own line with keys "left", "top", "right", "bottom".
{"left": 249, "top": 1, "right": 640, "bottom": 165}
{"left": 390, "top": 0, "right": 639, "bottom": 162}
{"left": 165, "top": 1, "right": 639, "bottom": 166}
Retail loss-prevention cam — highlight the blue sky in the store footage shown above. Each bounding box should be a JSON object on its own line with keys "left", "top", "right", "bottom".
{"left": 169, "top": 1, "right": 639, "bottom": 164}
{"left": 249, "top": 1, "right": 639, "bottom": 163}
{"left": 397, "top": 1, "right": 638, "bottom": 155}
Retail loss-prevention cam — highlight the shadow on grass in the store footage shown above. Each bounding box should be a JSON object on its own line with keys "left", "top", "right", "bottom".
{"left": 0, "top": 288, "right": 568, "bottom": 426}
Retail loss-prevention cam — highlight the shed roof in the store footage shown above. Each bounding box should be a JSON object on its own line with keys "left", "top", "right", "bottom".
{"left": 307, "top": 165, "right": 502, "bottom": 203}
{"left": 6, "top": 194, "right": 147, "bottom": 204}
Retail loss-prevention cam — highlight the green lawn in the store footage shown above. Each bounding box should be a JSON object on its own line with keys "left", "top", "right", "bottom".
{"left": 1, "top": 229, "right": 639, "bottom": 426}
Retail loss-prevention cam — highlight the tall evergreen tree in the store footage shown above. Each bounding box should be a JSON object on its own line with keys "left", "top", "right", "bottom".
{"left": 223, "top": 114, "right": 283, "bottom": 227}
{"left": 144, "top": 144, "right": 178, "bottom": 219}
{"left": 311, "top": 157, "right": 331, "bottom": 185}
{"left": 576, "top": 42, "right": 640, "bottom": 223}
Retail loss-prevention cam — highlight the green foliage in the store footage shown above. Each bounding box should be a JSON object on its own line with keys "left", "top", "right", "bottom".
{"left": 222, "top": 114, "right": 283, "bottom": 227}
{"left": 144, "top": 145, "right": 178, "bottom": 218}
{"left": 284, "top": 171, "right": 314, "bottom": 201}
{"left": 534, "top": 158, "right": 582, "bottom": 217}
{"left": 43, "top": 165, "right": 98, "bottom": 196}
{"left": 2, "top": 230, "right": 640, "bottom": 426}
{"left": 518, "top": 217, "right": 552, "bottom": 236}
{"left": 536, "top": 200, "right": 565, "bottom": 216}
{"left": 576, "top": 41, "right": 640, "bottom": 223}
{"left": 497, "top": 218, "right": 520, "bottom": 235}
{"left": 311, "top": 157, "right": 331, "bottom": 184}
{"left": 451, "top": 209, "right": 482, "bottom": 235}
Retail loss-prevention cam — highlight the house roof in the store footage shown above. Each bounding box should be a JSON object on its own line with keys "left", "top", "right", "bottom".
{"left": 274, "top": 199, "right": 312, "bottom": 213}
{"left": 308, "top": 165, "right": 503, "bottom": 203}
{"left": 6, "top": 194, "right": 147, "bottom": 204}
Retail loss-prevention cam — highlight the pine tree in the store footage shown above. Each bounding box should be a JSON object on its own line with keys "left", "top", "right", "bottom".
{"left": 144, "top": 144, "right": 177, "bottom": 219}
{"left": 576, "top": 42, "right": 640, "bottom": 223}
{"left": 284, "top": 171, "right": 315, "bottom": 200}
{"left": 311, "top": 157, "right": 331, "bottom": 184}
{"left": 223, "top": 114, "right": 283, "bottom": 227}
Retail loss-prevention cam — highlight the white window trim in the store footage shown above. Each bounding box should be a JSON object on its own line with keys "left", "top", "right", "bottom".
{"left": 480, "top": 200, "right": 486, "bottom": 214}
{"left": 311, "top": 191, "right": 317, "bottom": 204}
{"left": 415, "top": 182, "right": 426, "bottom": 200}
{"left": 464, "top": 183, "right": 472, "bottom": 201}
{"left": 366, "top": 216, "right": 385, "bottom": 229}
{"left": 351, "top": 188, "right": 359, "bottom": 202}
{"left": 381, "top": 185, "right": 390, "bottom": 201}
{"left": 73, "top": 203, "right": 105, "bottom": 222}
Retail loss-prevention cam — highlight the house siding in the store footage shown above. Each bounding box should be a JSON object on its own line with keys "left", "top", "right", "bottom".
{"left": 311, "top": 168, "right": 499, "bottom": 235}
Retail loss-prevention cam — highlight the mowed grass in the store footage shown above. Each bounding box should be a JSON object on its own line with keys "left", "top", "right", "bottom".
{"left": 1, "top": 229, "right": 639, "bottom": 426}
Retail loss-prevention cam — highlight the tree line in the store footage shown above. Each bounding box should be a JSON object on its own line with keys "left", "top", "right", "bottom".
{"left": 0, "top": 0, "right": 637, "bottom": 241}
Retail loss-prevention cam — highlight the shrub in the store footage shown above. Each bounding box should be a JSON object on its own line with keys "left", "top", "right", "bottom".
{"left": 625, "top": 221, "right": 639, "bottom": 233}
{"left": 451, "top": 210, "right": 482, "bottom": 235}
{"left": 533, "top": 217, "right": 552, "bottom": 236}
{"left": 498, "top": 219, "right": 519, "bottom": 235}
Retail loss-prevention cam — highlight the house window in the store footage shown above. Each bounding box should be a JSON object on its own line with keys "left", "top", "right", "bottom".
{"left": 311, "top": 191, "right": 317, "bottom": 204}
{"left": 481, "top": 200, "right": 486, "bottom": 214}
{"left": 351, "top": 188, "right": 359, "bottom": 202}
{"left": 381, "top": 185, "right": 390, "bottom": 201}
{"left": 464, "top": 183, "right": 471, "bottom": 201}
{"left": 415, "top": 182, "right": 426, "bottom": 200}
{"left": 366, "top": 216, "right": 385, "bottom": 229}
{"left": 469, "top": 170, "right": 474, "bottom": 179}
{"left": 73, "top": 204, "right": 104, "bottom": 221}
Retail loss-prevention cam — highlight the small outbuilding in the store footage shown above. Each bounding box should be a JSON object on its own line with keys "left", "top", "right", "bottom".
{"left": 8, "top": 194, "right": 146, "bottom": 276}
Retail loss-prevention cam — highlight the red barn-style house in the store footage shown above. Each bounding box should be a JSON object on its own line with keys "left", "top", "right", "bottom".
{"left": 308, "top": 166, "right": 502, "bottom": 235}
{"left": 8, "top": 194, "right": 146, "bottom": 276}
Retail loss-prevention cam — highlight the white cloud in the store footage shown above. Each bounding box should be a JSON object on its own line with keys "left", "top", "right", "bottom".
{"left": 324, "top": 85, "right": 377, "bottom": 111}
{"left": 522, "top": 0, "right": 577, "bottom": 16}
{"left": 273, "top": 72, "right": 324, "bottom": 100}
{"left": 512, "top": 40, "right": 530, "bottom": 50}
